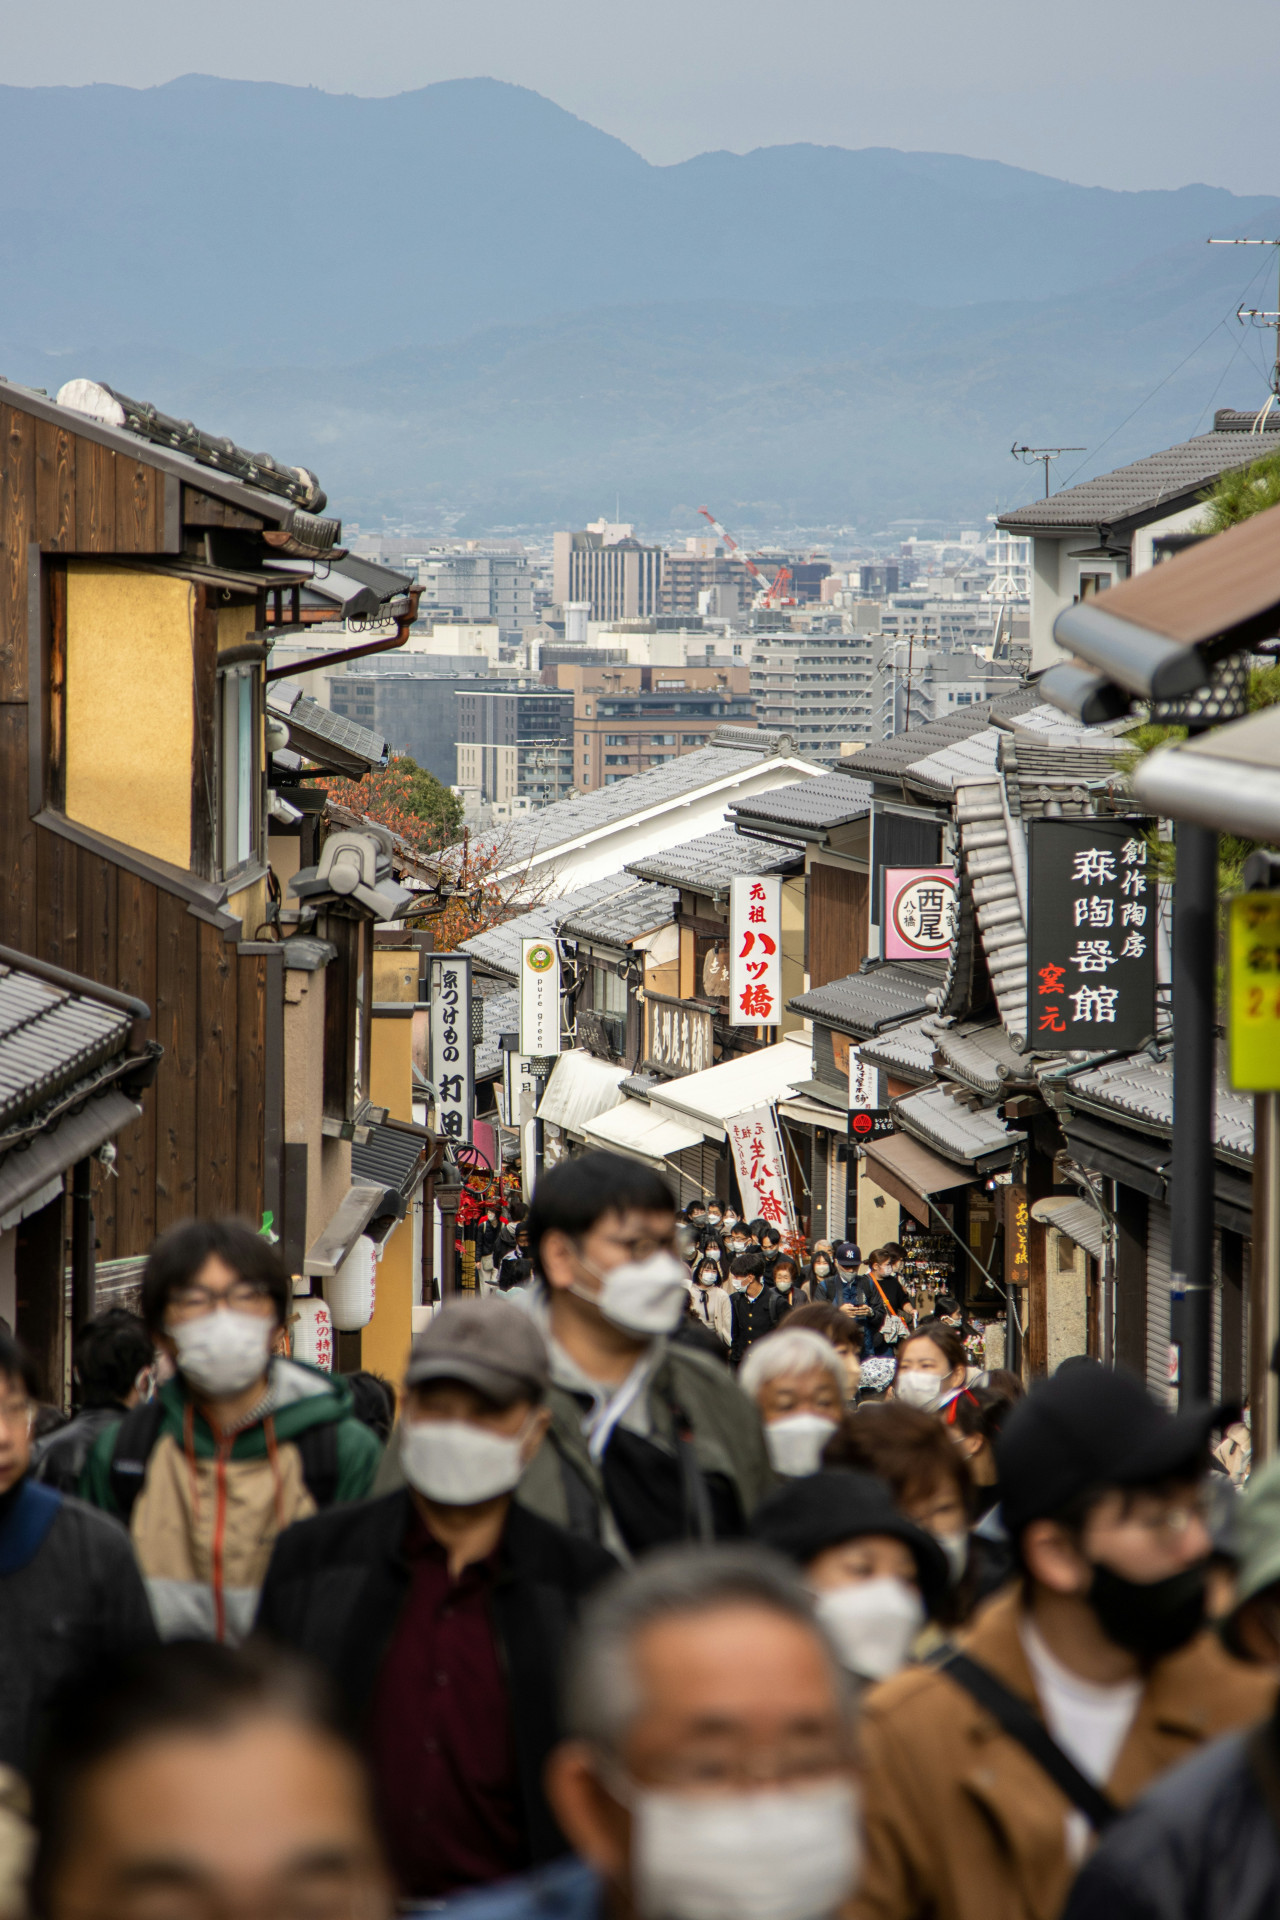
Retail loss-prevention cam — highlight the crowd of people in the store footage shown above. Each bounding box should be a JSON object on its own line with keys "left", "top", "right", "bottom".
{"left": 1, "top": 1146, "right": 1279, "bottom": 1920}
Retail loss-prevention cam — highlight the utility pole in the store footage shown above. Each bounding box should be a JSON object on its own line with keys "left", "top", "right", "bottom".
{"left": 1170, "top": 810, "right": 1218, "bottom": 1407}
{"left": 1208, "top": 238, "right": 1280, "bottom": 397}
{"left": 1011, "top": 444, "right": 1085, "bottom": 497}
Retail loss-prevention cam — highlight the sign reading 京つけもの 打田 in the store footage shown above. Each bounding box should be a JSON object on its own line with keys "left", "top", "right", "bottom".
{"left": 728, "top": 1105, "right": 797, "bottom": 1233}
{"left": 520, "top": 937, "right": 562, "bottom": 1056}
{"left": 1026, "top": 819, "right": 1157, "bottom": 1052}
{"left": 730, "top": 875, "right": 782, "bottom": 1027}
{"left": 429, "top": 953, "right": 474, "bottom": 1146}
{"left": 883, "top": 867, "right": 958, "bottom": 960}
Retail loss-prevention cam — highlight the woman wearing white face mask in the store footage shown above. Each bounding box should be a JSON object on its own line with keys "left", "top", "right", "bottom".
{"left": 891, "top": 1323, "right": 968, "bottom": 1416}
{"left": 257, "top": 1297, "right": 620, "bottom": 1903}
{"left": 739, "top": 1330, "right": 847, "bottom": 1478}
{"left": 752, "top": 1469, "right": 948, "bottom": 1689}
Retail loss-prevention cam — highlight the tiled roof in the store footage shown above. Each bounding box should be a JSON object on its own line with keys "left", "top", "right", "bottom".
{"left": 351, "top": 1120, "right": 428, "bottom": 1200}
{"left": 952, "top": 778, "right": 1029, "bottom": 1044}
{"left": 1057, "top": 1046, "right": 1253, "bottom": 1166}
{"left": 789, "top": 961, "right": 947, "bottom": 1037}
{"left": 474, "top": 987, "right": 520, "bottom": 1079}
{"left": 559, "top": 883, "right": 678, "bottom": 947}
{"left": 728, "top": 771, "right": 873, "bottom": 836}
{"left": 833, "top": 687, "right": 1039, "bottom": 784}
{"left": 268, "top": 681, "right": 389, "bottom": 770}
{"left": 0, "top": 959, "right": 136, "bottom": 1131}
{"left": 933, "top": 1019, "right": 1042, "bottom": 1097}
{"left": 625, "top": 826, "right": 804, "bottom": 893}
{"left": 473, "top": 733, "right": 811, "bottom": 871}
{"left": 460, "top": 876, "right": 638, "bottom": 979}
{"left": 996, "top": 424, "right": 1280, "bottom": 531}
{"left": 857, "top": 1014, "right": 943, "bottom": 1085}
{"left": 892, "top": 1081, "right": 1023, "bottom": 1170}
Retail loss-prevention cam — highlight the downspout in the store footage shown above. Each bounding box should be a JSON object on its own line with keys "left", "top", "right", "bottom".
{"left": 265, "top": 586, "right": 422, "bottom": 682}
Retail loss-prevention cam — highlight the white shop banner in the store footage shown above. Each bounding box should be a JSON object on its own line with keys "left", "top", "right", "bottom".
{"left": 729, "top": 874, "right": 782, "bottom": 1027}
{"left": 848, "top": 1046, "right": 884, "bottom": 1109}
{"left": 728, "top": 1104, "right": 797, "bottom": 1234}
{"left": 429, "top": 953, "right": 473, "bottom": 1146}
{"left": 519, "top": 937, "right": 562, "bottom": 1055}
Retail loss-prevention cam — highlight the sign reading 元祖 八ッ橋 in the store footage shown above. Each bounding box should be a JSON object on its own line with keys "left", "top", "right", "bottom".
{"left": 1026, "top": 819, "right": 1157, "bottom": 1052}
{"left": 729, "top": 875, "right": 782, "bottom": 1027}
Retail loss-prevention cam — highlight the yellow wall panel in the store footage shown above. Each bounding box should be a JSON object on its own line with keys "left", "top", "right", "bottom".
{"left": 65, "top": 569, "right": 194, "bottom": 869}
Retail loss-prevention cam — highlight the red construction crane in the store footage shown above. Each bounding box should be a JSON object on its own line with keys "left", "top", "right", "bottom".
{"left": 697, "top": 506, "right": 795, "bottom": 607}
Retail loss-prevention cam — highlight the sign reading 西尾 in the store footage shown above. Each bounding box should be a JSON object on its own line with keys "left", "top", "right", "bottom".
{"left": 1228, "top": 892, "right": 1280, "bottom": 1090}
{"left": 645, "top": 995, "right": 714, "bottom": 1077}
{"left": 1027, "top": 820, "right": 1157, "bottom": 1052}
{"left": 429, "top": 954, "right": 474, "bottom": 1147}
{"left": 730, "top": 875, "right": 782, "bottom": 1027}
{"left": 884, "top": 867, "right": 958, "bottom": 961}
{"left": 520, "top": 937, "right": 562, "bottom": 1056}
{"left": 728, "top": 1104, "right": 797, "bottom": 1233}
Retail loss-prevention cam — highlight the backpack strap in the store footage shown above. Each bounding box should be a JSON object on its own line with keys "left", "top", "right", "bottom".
{"left": 295, "top": 1420, "right": 340, "bottom": 1509}
{"left": 936, "top": 1650, "right": 1119, "bottom": 1832}
{"left": 108, "top": 1396, "right": 167, "bottom": 1523}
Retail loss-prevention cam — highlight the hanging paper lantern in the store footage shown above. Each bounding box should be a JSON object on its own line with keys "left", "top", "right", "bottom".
{"left": 292, "top": 1296, "right": 334, "bottom": 1372}
{"left": 326, "top": 1236, "right": 377, "bottom": 1331}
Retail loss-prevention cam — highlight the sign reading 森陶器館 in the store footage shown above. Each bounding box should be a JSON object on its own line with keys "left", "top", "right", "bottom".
{"left": 429, "top": 953, "right": 474, "bottom": 1146}
{"left": 728, "top": 1105, "right": 797, "bottom": 1233}
{"left": 1027, "top": 819, "right": 1157, "bottom": 1052}
{"left": 519, "top": 937, "right": 562, "bottom": 1056}
{"left": 645, "top": 995, "right": 713, "bottom": 1077}
{"left": 1228, "top": 892, "right": 1280, "bottom": 1090}
{"left": 730, "top": 875, "right": 782, "bottom": 1027}
{"left": 883, "top": 867, "right": 958, "bottom": 961}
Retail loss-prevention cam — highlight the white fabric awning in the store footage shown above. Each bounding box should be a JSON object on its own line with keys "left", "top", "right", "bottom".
{"left": 536, "top": 1048, "right": 629, "bottom": 1136}
{"left": 648, "top": 1034, "right": 813, "bottom": 1142}
{"left": 583, "top": 1097, "right": 705, "bottom": 1167}
{"left": 1031, "top": 1194, "right": 1106, "bottom": 1262}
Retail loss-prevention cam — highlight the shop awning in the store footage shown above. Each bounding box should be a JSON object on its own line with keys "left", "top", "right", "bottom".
{"left": 647, "top": 1035, "right": 813, "bottom": 1143}
{"left": 536, "top": 1048, "right": 629, "bottom": 1137}
{"left": 583, "top": 1097, "right": 705, "bottom": 1167}
{"left": 861, "top": 1131, "right": 978, "bottom": 1227}
{"left": 777, "top": 1094, "right": 848, "bottom": 1134}
{"left": 0, "top": 1090, "right": 142, "bottom": 1224}
{"left": 1031, "top": 1194, "right": 1106, "bottom": 1262}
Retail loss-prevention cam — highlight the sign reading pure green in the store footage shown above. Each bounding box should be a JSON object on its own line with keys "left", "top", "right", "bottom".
{"left": 1228, "top": 892, "right": 1280, "bottom": 1090}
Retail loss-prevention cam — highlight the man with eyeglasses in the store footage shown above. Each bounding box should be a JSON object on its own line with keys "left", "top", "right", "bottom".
{"left": 851, "top": 1364, "right": 1273, "bottom": 1920}
{"left": 0, "top": 1328, "right": 155, "bottom": 1774}
{"left": 82, "top": 1219, "right": 380, "bottom": 1643}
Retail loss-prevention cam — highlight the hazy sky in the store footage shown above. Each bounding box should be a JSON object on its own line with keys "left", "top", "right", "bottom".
{"left": 3, "top": 0, "right": 1279, "bottom": 194}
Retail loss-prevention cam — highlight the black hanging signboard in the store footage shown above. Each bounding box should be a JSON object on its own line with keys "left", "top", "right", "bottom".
{"left": 1026, "top": 818, "right": 1158, "bottom": 1052}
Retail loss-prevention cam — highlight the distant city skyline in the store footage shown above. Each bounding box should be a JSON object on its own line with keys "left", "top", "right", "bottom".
{"left": 1, "top": 0, "right": 1277, "bottom": 196}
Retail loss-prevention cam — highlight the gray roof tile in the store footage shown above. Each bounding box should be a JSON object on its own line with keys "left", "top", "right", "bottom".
{"left": 834, "top": 687, "right": 1040, "bottom": 785}
{"left": 460, "top": 876, "right": 640, "bottom": 979}
{"left": 1058, "top": 1046, "right": 1253, "bottom": 1165}
{"left": 0, "top": 961, "right": 134, "bottom": 1131}
{"left": 729, "top": 771, "right": 873, "bottom": 835}
{"left": 789, "top": 961, "right": 947, "bottom": 1037}
{"left": 559, "top": 883, "right": 678, "bottom": 946}
{"left": 625, "top": 826, "right": 804, "bottom": 893}
{"left": 857, "top": 1014, "right": 943, "bottom": 1084}
{"left": 268, "top": 682, "right": 389, "bottom": 769}
{"left": 474, "top": 987, "right": 520, "bottom": 1079}
{"left": 351, "top": 1120, "right": 428, "bottom": 1199}
{"left": 996, "top": 427, "right": 1280, "bottom": 531}
{"left": 892, "top": 1081, "right": 1023, "bottom": 1169}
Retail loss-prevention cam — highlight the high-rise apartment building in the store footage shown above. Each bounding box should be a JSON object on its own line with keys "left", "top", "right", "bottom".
{"left": 559, "top": 667, "right": 754, "bottom": 788}
{"left": 553, "top": 522, "right": 663, "bottom": 622}
{"left": 748, "top": 633, "right": 877, "bottom": 760}
{"left": 455, "top": 687, "right": 576, "bottom": 807}
{"left": 659, "top": 547, "right": 751, "bottom": 617}
{"left": 407, "top": 550, "right": 536, "bottom": 626}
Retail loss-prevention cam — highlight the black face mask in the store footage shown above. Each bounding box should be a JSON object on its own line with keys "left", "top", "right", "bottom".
{"left": 1088, "top": 1559, "right": 1208, "bottom": 1660}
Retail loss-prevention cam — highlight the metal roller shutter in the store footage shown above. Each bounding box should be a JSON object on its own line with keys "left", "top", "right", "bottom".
{"left": 1145, "top": 1200, "right": 1173, "bottom": 1402}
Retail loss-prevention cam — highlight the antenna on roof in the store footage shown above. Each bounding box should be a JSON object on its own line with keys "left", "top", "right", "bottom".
{"left": 1207, "top": 236, "right": 1280, "bottom": 401}
{"left": 1010, "top": 444, "right": 1085, "bottom": 499}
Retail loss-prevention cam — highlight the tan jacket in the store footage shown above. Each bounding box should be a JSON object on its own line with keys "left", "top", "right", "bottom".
{"left": 852, "top": 1584, "right": 1274, "bottom": 1920}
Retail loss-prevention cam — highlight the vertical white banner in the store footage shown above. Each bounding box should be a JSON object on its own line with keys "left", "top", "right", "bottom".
{"left": 848, "top": 1046, "right": 884, "bottom": 1109}
{"left": 728, "top": 1104, "right": 797, "bottom": 1233}
{"left": 729, "top": 874, "right": 782, "bottom": 1027}
{"left": 520, "top": 937, "right": 562, "bottom": 1055}
{"left": 430, "top": 954, "right": 473, "bottom": 1146}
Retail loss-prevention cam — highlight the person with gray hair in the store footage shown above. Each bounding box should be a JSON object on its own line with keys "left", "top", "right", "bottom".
{"left": 739, "top": 1329, "right": 847, "bottom": 1478}
{"left": 436, "top": 1542, "right": 863, "bottom": 1920}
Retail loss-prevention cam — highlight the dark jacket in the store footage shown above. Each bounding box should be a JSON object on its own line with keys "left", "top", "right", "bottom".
{"left": 729, "top": 1282, "right": 788, "bottom": 1365}
{"left": 31, "top": 1404, "right": 125, "bottom": 1494}
{"left": 1061, "top": 1719, "right": 1280, "bottom": 1920}
{"left": 0, "top": 1478, "right": 157, "bottom": 1772}
{"left": 256, "top": 1490, "right": 618, "bottom": 1867}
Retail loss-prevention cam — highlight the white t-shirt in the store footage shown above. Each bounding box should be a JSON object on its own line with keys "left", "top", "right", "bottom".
{"left": 1019, "top": 1616, "right": 1142, "bottom": 1863}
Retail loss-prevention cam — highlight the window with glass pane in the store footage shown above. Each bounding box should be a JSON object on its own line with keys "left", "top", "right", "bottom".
{"left": 219, "top": 667, "right": 258, "bottom": 875}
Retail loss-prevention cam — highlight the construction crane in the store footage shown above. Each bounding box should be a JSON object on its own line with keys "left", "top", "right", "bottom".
{"left": 697, "top": 506, "right": 795, "bottom": 607}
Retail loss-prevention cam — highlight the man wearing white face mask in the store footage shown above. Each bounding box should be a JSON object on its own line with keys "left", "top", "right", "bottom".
{"left": 83, "top": 1219, "right": 380, "bottom": 1642}
{"left": 257, "top": 1299, "right": 617, "bottom": 1902}
{"left": 436, "top": 1544, "right": 863, "bottom": 1920}
{"left": 518, "top": 1152, "right": 774, "bottom": 1557}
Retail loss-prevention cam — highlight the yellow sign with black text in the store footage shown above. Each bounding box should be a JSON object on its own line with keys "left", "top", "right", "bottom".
{"left": 1229, "top": 892, "right": 1280, "bottom": 1090}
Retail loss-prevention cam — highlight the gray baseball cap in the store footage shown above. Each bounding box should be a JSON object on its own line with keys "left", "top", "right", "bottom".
{"left": 404, "top": 1297, "right": 550, "bottom": 1406}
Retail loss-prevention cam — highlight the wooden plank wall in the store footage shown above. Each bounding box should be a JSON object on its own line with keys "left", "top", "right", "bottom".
{"left": 0, "top": 399, "right": 271, "bottom": 1261}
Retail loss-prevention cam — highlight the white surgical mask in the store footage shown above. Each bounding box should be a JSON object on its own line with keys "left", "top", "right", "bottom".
{"left": 813, "top": 1577, "right": 925, "bottom": 1682}
{"left": 813, "top": 1261, "right": 830, "bottom": 1277}
{"left": 775, "top": 1276, "right": 793, "bottom": 1293}
{"left": 764, "top": 1412, "right": 839, "bottom": 1477}
{"left": 630, "top": 1778, "right": 861, "bottom": 1920}
{"left": 170, "top": 1311, "right": 273, "bottom": 1398}
{"left": 400, "top": 1417, "right": 527, "bottom": 1505}
{"left": 575, "top": 1251, "right": 690, "bottom": 1337}
{"left": 894, "top": 1371, "right": 947, "bottom": 1412}
{"left": 698, "top": 1271, "right": 719, "bottom": 1287}
{"left": 935, "top": 1529, "right": 970, "bottom": 1585}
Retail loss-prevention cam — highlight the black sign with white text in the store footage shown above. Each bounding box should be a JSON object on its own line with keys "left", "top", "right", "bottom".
{"left": 848, "top": 1109, "right": 895, "bottom": 1141}
{"left": 1026, "top": 819, "right": 1157, "bottom": 1052}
